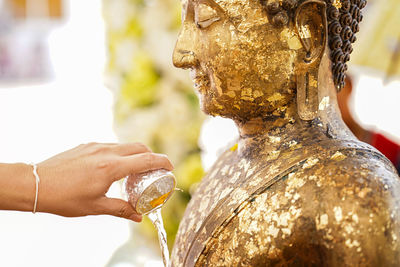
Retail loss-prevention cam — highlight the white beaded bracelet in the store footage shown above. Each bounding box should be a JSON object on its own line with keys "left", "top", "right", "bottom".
{"left": 30, "top": 164, "right": 40, "bottom": 213}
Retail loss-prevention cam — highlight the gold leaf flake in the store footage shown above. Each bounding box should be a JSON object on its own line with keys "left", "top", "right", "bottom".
{"left": 331, "top": 151, "right": 347, "bottom": 161}
{"left": 333, "top": 0, "right": 342, "bottom": 9}
{"left": 230, "top": 143, "right": 238, "bottom": 151}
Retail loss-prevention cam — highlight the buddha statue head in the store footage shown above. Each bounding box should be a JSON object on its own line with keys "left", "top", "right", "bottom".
{"left": 173, "top": 0, "right": 366, "bottom": 125}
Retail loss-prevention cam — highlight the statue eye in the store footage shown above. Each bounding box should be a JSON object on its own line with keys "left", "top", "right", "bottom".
{"left": 196, "top": 17, "right": 220, "bottom": 29}
{"left": 195, "top": 4, "right": 220, "bottom": 29}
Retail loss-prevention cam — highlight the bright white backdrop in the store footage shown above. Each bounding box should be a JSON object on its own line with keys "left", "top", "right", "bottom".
{"left": 0, "top": 1, "right": 131, "bottom": 267}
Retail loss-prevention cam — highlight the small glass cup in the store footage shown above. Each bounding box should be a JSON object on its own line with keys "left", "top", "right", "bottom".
{"left": 125, "top": 169, "right": 176, "bottom": 215}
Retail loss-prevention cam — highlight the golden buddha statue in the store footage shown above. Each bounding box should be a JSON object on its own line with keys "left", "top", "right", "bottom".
{"left": 170, "top": 0, "right": 400, "bottom": 266}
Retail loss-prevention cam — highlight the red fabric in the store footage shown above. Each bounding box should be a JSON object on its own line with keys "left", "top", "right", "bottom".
{"left": 370, "top": 132, "right": 400, "bottom": 169}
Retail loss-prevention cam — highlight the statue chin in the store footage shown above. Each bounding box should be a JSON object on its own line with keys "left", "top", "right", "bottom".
{"left": 171, "top": 0, "right": 399, "bottom": 266}
{"left": 198, "top": 94, "right": 233, "bottom": 119}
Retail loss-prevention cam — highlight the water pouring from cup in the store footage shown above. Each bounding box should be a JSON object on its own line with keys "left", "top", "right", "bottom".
{"left": 125, "top": 169, "right": 176, "bottom": 267}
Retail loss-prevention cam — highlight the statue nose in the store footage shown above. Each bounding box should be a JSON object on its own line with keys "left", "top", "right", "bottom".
{"left": 173, "top": 49, "right": 198, "bottom": 69}
{"left": 173, "top": 22, "right": 198, "bottom": 69}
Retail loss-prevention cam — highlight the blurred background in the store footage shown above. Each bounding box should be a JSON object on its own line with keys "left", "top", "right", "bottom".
{"left": 0, "top": 0, "right": 399, "bottom": 266}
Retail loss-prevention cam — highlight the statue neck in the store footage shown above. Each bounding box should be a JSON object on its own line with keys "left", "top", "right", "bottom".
{"left": 234, "top": 83, "right": 356, "bottom": 155}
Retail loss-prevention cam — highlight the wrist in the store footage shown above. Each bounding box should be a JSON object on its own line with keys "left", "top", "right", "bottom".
{"left": 0, "top": 163, "right": 36, "bottom": 212}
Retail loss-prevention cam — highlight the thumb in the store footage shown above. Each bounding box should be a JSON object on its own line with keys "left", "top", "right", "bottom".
{"left": 99, "top": 197, "right": 142, "bottom": 222}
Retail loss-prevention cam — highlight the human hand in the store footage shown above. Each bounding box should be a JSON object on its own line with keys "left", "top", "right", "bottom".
{"left": 35, "top": 142, "right": 173, "bottom": 222}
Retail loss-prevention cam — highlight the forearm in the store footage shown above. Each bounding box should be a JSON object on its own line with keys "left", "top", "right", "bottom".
{"left": 0, "top": 163, "right": 35, "bottom": 212}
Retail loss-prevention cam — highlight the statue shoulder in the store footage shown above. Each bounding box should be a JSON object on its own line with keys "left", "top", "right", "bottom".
{"left": 196, "top": 147, "right": 400, "bottom": 266}
{"left": 172, "top": 141, "right": 400, "bottom": 267}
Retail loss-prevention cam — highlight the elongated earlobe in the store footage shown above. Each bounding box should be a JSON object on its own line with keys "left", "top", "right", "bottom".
{"left": 297, "top": 69, "right": 319, "bottom": 120}
{"left": 295, "top": 0, "right": 327, "bottom": 121}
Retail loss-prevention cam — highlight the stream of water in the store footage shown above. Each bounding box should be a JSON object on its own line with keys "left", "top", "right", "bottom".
{"left": 147, "top": 208, "right": 170, "bottom": 267}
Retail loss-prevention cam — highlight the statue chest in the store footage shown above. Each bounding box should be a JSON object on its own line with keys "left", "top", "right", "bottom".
{"left": 171, "top": 141, "right": 400, "bottom": 267}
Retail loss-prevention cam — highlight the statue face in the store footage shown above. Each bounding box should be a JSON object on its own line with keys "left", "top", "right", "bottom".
{"left": 173, "top": 0, "right": 304, "bottom": 120}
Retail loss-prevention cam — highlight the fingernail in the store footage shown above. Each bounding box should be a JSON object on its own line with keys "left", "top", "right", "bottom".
{"left": 130, "top": 214, "right": 142, "bottom": 222}
{"left": 156, "top": 153, "right": 174, "bottom": 169}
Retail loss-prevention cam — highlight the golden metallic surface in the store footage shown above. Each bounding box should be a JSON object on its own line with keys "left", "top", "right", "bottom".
{"left": 171, "top": 0, "right": 400, "bottom": 266}
{"left": 332, "top": 0, "right": 342, "bottom": 9}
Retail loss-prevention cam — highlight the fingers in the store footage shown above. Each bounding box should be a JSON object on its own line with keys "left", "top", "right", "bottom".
{"left": 79, "top": 142, "right": 151, "bottom": 156}
{"left": 112, "top": 142, "right": 152, "bottom": 156}
{"left": 113, "top": 153, "right": 174, "bottom": 180}
{"left": 99, "top": 197, "right": 142, "bottom": 222}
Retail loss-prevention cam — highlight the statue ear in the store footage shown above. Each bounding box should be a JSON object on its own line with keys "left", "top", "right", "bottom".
{"left": 294, "top": 0, "right": 327, "bottom": 121}
{"left": 295, "top": 0, "right": 327, "bottom": 63}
